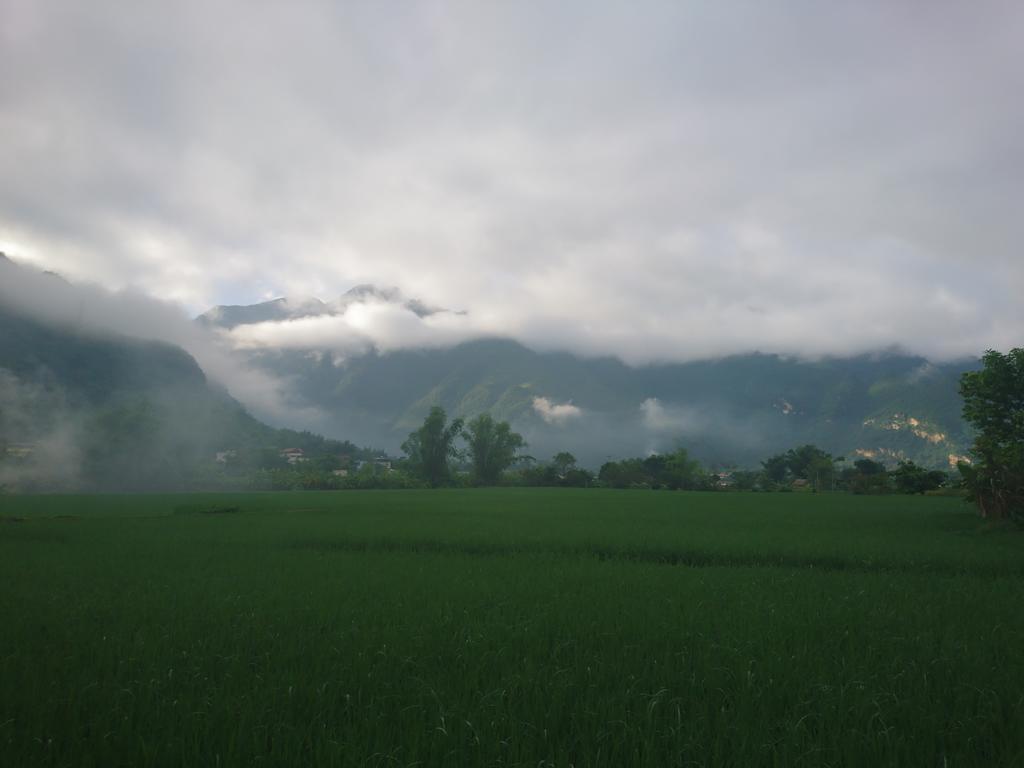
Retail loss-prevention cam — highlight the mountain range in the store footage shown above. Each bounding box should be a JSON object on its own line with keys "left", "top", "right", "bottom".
{"left": 0, "top": 252, "right": 979, "bottom": 476}
{"left": 200, "top": 290, "right": 979, "bottom": 469}
{"left": 0, "top": 256, "right": 365, "bottom": 490}
{"left": 197, "top": 284, "right": 454, "bottom": 329}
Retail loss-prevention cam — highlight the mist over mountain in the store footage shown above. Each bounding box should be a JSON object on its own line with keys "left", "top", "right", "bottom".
{"left": 198, "top": 285, "right": 454, "bottom": 330}
{"left": 0, "top": 258, "right": 366, "bottom": 491}
{"left": 201, "top": 292, "right": 979, "bottom": 469}
{"left": 0, "top": 253, "right": 981, "bottom": 480}
{"left": 0, "top": 306, "right": 254, "bottom": 490}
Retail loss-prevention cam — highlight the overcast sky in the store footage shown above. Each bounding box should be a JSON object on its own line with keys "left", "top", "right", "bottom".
{"left": 1, "top": 1, "right": 1022, "bottom": 364}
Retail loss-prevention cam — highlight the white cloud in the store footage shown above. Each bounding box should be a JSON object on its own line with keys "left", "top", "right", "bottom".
{"left": 226, "top": 300, "right": 489, "bottom": 357}
{"left": 640, "top": 398, "right": 701, "bottom": 433}
{"left": 0, "top": 258, "right": 321, "bottom": 428}
{"left": 1, "top": 1, "right": 1022, "bottom": 363}
{"left": 533, "top": 396, "right": 582, "bottom": 426}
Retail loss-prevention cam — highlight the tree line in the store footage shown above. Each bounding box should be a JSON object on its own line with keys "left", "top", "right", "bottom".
{"left": 177, "top": 341, "right": 1024, "bottom": 507}
{"left": 401, "top": 407, "right": 527, "bottom": 487}
{"left": 393, "top": 407, "right": 956, "bottom": 495}
{"left": 3, "top": 348, "right": 1020, "bottom": 518}
{"left": 260, "top": 347, "right": 1021, "bottom": 521}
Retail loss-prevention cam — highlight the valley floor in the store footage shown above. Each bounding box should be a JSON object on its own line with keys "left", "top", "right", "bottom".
{"left": 1, "top": 490, "right": 1022, "bottom": 766}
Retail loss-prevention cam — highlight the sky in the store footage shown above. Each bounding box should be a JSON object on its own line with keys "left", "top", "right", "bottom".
{"left": 1, "top": 0, "right": 1022, "bottom": 365}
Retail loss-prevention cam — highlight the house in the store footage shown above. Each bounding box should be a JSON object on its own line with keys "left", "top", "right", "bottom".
{"left": 279, "top": 448, "right": 308, "bottom": 465}
{"left": 331, "top": 469, "right": 349, "bottom": 477}
{"left": 351, "top": 457, "right": 395, "bottom": 473}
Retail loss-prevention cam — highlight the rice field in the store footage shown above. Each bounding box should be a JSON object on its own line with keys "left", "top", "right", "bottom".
{"left": 1, "top": 489, "right": 1022, "bottom": 767}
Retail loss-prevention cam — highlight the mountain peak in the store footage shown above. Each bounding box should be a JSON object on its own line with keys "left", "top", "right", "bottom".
{"left": 343, "top": 284, "right": 402, "bottom": 301}
{"left": 198, "top": 284, "right": 454, "bottom": 328}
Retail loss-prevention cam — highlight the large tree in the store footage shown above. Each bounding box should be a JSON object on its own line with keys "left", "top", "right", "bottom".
{"left": 465, "top": 413, "right": 526, "bottom": 485}
{"left": 889, "top": 460, "right": 946, "bottom": 495}
{"left": 663, "top": 448, "right": 709, "bottom": 490}
{"left": 401, "top": 406, "right": 464, "bottom": 487}
{"left": 551, "top": 451, "right": 577, "bottom": 477}
{"left": 761, "top": 444, "right": 835, "bottom": 491}
{"left": 959, "top": 348, "right": 1024, "bottom": 520}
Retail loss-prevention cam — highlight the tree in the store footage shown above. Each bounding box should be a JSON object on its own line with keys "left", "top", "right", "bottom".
{"left": 844, "top": 458, "right": 892, "bottom": 494}
{"left": 465, "top": 413, "right": 526, "bottom": 485}
{"left": 730, "top": 469, "right": 762, "bottom": 491}
{"left": 561, "top": 467, "right": 594, "bottom": 487}
{"left": 401, "top": 406, "right": 464, "bottom": 487}
{"left": 551, "top": 451, "right": 577, "bottom": 477}
{"left": 853, "top": 458, "right": 886, "bottom": 476}
{"left": 598, "top": 458, "right": 648, "bottom": 489}
{"left": 761, "top": 453, "right": 790, "bottom": 485}
{"left": 959, "top": 348, "right": 1024, "bottom": 520}
{"left": 784, "top": 444, "right": 834, "bottom": 491}
{"left": 597, "top": 450, "right": 709, "bottom": 490}
{"left": 761, "top": 444, "right": 834, "bottom": 491}
{"left": 889, "top": 460, "right": 946, "bottom": 495}
{"left": 664, "top": 448, "right": 709, "bottom": 490}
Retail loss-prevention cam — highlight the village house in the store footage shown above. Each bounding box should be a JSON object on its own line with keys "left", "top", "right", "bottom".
{"left": 279, "top": 448, "right": 308, "bottom": 465}
{"left": 352, "top": 456, "right": 396, "bottom": 473}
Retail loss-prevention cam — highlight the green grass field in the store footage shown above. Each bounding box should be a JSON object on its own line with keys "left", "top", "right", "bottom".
{"left": 1, "top": 489, "right": 1022, "bottom": 767}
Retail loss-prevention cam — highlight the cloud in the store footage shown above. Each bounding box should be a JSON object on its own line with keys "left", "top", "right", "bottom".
{"left": 638, "top": 396, "right": 772, "bottom": 458}
{"left": 0, "top": 258, "right": 322, "bottom": 428}
{"left": 0, "top": 369, "right": 81, "bottom": 491}
{"left": 532, "top": 396, "right": 582, "bottom": 426}
{"left": 2, "top": 1, "right": 1023, "bottom": 363}
{"left": 226, "top": 300, "right": 488, "bottom": 358}
{"left": 640, "top": 397, "right": 699, "bottom": 433}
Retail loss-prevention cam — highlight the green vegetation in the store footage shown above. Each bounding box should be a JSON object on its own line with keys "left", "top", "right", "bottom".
{"left": 959, "top": 348, "right": 1024, "bottom": 520}
{"left": 889, "top": 460, "right": 948, "bottom": 495}
{"left": 2, "top": 489, "right": 1023, "bottom": 766}
{"left": 752, "top": 447, "right": 953, "bottom": 495}
{"left": 0, "top": 306, "right": 380, "bottom": 493}
{"left": 400, "top": 406, "right": 466, "bottom": 487}
{"left": 465, "top": 413, "right": 526, "bottom": 485}
{"left": 214, "top": 328, "right": 979, "bottom": 468}
{"left": 399, "top": 408, "right": 527, "bottom": 488}
{"left": 598, "top": 449, "right": 710, "bottom": 490}
{"left": 511, "top": 452, "right": 595, "bottom": 488}
{"left": 761, "top": 444, "right": 838, "bottom": 491}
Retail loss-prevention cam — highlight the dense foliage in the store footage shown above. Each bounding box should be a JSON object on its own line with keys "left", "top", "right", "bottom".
{"left": 598, "top": 448, "right": 711, "bottom": 490}
{"left": 959, "top": 348, "right": 1024, "bottom": 520}
{"left": 465, "top": 413, "right": 527, "bottom": 485}
{"left": 400, "top": 406, "right": 465, "bottom": 487}
{"left": 507, "top": 451, "right": 594, "bottom": 488}
{"left": 890, "top": 460, "right": 948, "bottom": 495}
{"left": 761, "top": 444, "right": 837, "bottom": 490}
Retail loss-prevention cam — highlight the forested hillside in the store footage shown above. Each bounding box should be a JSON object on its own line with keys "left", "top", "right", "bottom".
{"left": 0, "top": 307, "right": 368, "bottom": 491}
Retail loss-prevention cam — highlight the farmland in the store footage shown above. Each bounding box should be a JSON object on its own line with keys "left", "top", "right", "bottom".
{"left": 1, "top": 489, "right": 1023, "bottom": 766}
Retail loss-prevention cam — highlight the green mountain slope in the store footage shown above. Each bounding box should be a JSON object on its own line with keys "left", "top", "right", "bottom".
{"left": 0, "top": 305, "right": 367, "bottom": 491}
{"left": 238, "top": 335, "right": 978, "bottom": 469}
